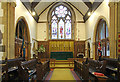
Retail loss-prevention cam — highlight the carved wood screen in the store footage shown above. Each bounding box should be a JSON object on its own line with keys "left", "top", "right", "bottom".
{"left": 74, "top": 41, "right": 85, "bottom": 58}
{"left": 49, "top": 40, "right": 74, "bottom": 57}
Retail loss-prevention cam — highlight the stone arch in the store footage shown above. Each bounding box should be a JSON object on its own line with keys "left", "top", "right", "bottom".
{"left": 92, "top": 16, "right": 109, "bottom": 59}
{"left": 15, "top": 16, "right": 31, "bottom": 60}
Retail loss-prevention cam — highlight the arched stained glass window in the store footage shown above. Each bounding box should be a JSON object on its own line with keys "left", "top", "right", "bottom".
{"left": 51, "top": 5, "right": 72, "bottom": 39}
{"left": 95, "top": 19, "right": 109, "bottom": 59}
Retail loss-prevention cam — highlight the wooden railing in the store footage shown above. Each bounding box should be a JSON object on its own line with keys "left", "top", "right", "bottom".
{"left": 68, "top": 58, "right": 86, "bottom": 66}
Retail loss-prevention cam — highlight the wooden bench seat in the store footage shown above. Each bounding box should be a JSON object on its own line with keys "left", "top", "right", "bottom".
{"left": 74, "top": 58, "right": 108, "bottom": 81}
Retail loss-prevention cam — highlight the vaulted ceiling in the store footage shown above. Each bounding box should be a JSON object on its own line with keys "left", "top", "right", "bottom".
{"left": 21, "top": 0, "right": 103, "bottom": 22}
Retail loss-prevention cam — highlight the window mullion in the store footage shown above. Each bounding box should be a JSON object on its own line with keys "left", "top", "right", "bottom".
{"left": 64, "top": 19, "right": 65, "bottom": 39}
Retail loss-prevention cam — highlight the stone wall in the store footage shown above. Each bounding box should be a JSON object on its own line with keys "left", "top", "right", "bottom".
{"left": 0, "top": 2, "right": 16, "bottom": 59}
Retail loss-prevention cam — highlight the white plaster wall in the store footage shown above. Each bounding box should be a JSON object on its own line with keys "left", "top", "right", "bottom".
{"left": 15, "top": 0, "right": 37, "bottom": 57}
{"left": 85, "top": 0, "right": 110, "bottom": 58}
{"left": 76, "top": 23, "right": 86, "bottom": 41}
{"left": 72, "top": 7, "right": 84, "bottom": 21}
{"left": 37, "top": 23, "right": 47, "bottom": 41}
{"left": 37, "top": 3, "right": 85, "bottom": 41}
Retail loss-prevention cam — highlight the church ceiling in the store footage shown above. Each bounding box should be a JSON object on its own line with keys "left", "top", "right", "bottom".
{"left": 21, "top": 0, "right": 103, "bottom": 22}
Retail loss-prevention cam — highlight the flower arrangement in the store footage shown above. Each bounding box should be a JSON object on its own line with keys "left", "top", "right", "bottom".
{"left": 38, "top": 45, "right": 45, "bottom": 53}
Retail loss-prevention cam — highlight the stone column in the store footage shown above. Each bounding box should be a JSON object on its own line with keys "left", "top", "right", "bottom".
{"left": 1, "top": 2, "right": 16, "bottom": 59}
{"left": 117, "top": 2, "right": 120, "bottom": 59}
{"left": 0, "top": 2, "right": 5, "bottom": 60}
{"left": 109, "top": 1, "right": 120, "bottom": 58}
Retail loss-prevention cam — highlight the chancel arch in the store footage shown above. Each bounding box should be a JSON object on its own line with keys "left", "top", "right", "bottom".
{"left": 94, "top": 18, "right": 109, "bottom": 59}
{"left": 15, "top": 17, "right": 31, "bottom": 60}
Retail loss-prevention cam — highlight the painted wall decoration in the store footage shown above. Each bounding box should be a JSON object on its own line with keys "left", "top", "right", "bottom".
{"left": 0, "top": 30, "right": 3, "bottom": 44}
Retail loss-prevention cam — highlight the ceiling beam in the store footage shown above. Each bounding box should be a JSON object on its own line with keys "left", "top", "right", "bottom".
{"left": 83, "top": 0, "right": 103, "bottom": 22}
{"left": 31, "top": 0, "right": 41, "bottom": 8}
{"left": 38, "top": 2, "right": 55, "bottom": 16}
{"left": 82, "top": 0, "right": 92, "bottom": 8}
{"left": 21, "top": 0, "right": 39, "bottom": 22}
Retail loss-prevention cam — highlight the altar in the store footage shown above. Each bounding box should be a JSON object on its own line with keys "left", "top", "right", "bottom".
{"left": 50, "top": 52, "right": 73, "bottom": 60}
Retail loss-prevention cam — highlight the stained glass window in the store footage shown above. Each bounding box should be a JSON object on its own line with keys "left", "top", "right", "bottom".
{"left": 95, "top": 19, "right": 109, "bottom": 58}
{"left": 51, "top": 5, "right": 72, "bottom": 39}
{"left": 59, "top": 19, "right": 64, "bottom": 39}
{"left": 52, "top": 20, "right": 57, "bottom": 39}
{"left": 65, "top": 19, "right": 71, "bottom": 39}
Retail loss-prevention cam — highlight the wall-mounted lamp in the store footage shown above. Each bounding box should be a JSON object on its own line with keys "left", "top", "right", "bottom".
{"left": 32, "top": 12, "right": 35, "bottom": 16}
{"left": 88, "top": 12, "right": 91, "bottom": 16}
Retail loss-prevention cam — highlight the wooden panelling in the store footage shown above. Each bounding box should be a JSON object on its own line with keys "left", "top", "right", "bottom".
{"left": 49, "top": 40, "right": 74, "bottom": 57}
{"left": 38, "top": 41, "right": 49, "bottom": 58}
{"left": 38, "top": 40, "right": 85, "bottom": 58}
{"left": 74, "top": 41, "right": 85, "bottom": 58}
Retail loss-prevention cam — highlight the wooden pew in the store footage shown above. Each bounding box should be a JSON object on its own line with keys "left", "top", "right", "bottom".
{"left": 18, "top": 59, "right": 37, "bottom": 81}
{"left": 101, "top": 58, "right": 118, "bottom": 69}
{"left": 74, "top": 60, "right": 89, "bottom": 81}
{"left": 7, "top": 58, "right": 24, "bottom": 80}
{"left": 0, "top": 57, "right": 25, "bottom": 81}
{"left": 84, "top": 58, "right": 108, "bottom": 81}
{"left": 36, "top": 60, "right": 50, "bottom": 81}
{"left": 87, "top": 58, "right": 106, "bottom": 74}
{"left": 0, "top": 63, "right": 8, "bottom": 81}
{"left": 118, "top": 62, "right": 120, "bottom": 81}
{"left": 101, "top": 58, "right": 118, "bottom": 80}
{"left": 18, "top": 59, "right": 50, "bottom": 81}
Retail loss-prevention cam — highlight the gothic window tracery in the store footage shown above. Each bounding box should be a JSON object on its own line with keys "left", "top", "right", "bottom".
{"left": 51, "top": 5, "right": 72, "bottom": 39}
